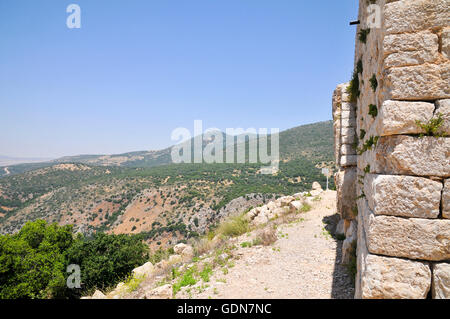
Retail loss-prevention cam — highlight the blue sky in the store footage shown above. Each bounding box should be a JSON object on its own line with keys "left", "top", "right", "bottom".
{"left": 0, "top": 0, "right": 358, "bottom": 158}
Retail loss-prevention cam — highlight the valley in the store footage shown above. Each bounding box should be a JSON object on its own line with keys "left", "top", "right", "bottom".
{"left": 0, "top": 121, "right": 335, "bottom": 251}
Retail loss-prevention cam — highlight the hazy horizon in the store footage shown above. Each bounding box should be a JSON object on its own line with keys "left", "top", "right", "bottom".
{"left": 1, "top": 1, "right": 357, "bottom": 158}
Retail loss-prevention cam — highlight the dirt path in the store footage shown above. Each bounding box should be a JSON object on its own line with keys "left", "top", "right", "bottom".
{"left": 3, "top": 167, "right": 10, "bottom": 175}
{"left": 180, "top": 190, "right": 354, "bottom": 299}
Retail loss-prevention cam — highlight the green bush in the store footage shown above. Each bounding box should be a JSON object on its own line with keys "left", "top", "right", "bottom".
{"left": 66, "top": 232, "right": 148, "bottom": 295}
{"left": 216, "top": 214, "right": 249, "bottom": 237}
{"left": 0, "top": 220, "right": 74, "bottom": 299}
{"left": 0, "top": 219, "right": 149, "bottom": 299}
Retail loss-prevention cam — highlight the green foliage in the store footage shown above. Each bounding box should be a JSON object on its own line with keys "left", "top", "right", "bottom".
{"left": 415, "top": 113, "right": 447, "bottom": 137}
{"left": 356, "top": 58, "right": 363, "bottom": 75}
{"left": 66, "top": 232, "right": 148, "bottom": 295}
{"left": 368, "top": 104, "right": 378, "bottom": 118}
{"left": 0, "top": 220, "right": 74, "bottom": 299}
{"left": 357, "top": 136, "right": 379, "bottom": 155}
{"left": 300, "top": 203, "right": 312, "bottom": 213}
{"left": 346, "top": 71, "right": 360, "bottom": 103}
{"left": 358, "top": 29, "right": 370, "bottom": 44}
{"left": 359, "top": 129, "right": 366, "bottom": 140}
{"left": 369, "top": 74, "right": 378, "bottom": 92}
{"left": 216, "top": 214, "right": 249, "bottom": 238}
{"left": 173, "top": 266, "right": 198, "bottom": 295}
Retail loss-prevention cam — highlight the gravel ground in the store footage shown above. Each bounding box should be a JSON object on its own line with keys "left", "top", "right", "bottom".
{"left": 178, "top": 190, "right": 355, "bottom": 299}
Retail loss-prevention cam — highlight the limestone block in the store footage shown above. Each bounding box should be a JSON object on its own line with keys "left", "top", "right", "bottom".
{"left": 335, "top": 168, "right": 357, "bottom": 220}
{"left": 386, "top": 62, "right": 450, "bottom": 100}
{"left": 361, "top": 198, "right": 450, "bottom": 261}
{"left": 432, "top": 263, "right": 450, "bottom": 299}
{"left": 132, "top": 262, "right": 155, "bottom": 279}
{"left": 385, "top": 0, "right": 450, "bottom": 34}
{"left": 364, "top": 174, "right": 442, "bottom": 218}
{"left": 358, "top": 253, "right": 432, "bottom": 299}
{"left": 435, "top": 99, "right": 450, "bottom": 135}
{"left": 383, "top": 31, "right": 439, "bottom": 68}
{"left": 355, "top": 203, "right": 432, "bottom": 299}
{"left": 341, "top": 110, "right": 356, "bottom": 120}
{"left": 341, "top": 102, "right": 354, "bottom": 111}
{"left": 341, "top": 144, "right": 356, "bottom": 155}
{"left": 444, "top": 179, "right": 450, "bottom": 219}
{"left": 341, "top": 155, "right": 357, "bottom": 167}
{"left": 289, "top": 200, "right": 304, "bottom": 213}
{"left": 341, "top": 117, "right": 356, "bottom": 128}
{"left": 383, "top": 31, "right": 439, "bottom": 56}
{"left": 370, "top": 100, "right": 435, "bottom": 136}
{"left": 145, "top": 284, "right": 173, "bottom": 299}
{"left": 372, "top": 136, "right": 450, "bottom": 177}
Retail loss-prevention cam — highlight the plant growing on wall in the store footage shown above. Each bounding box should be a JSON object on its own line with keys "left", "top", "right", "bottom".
{"left": 356, "top": 58, "right": 363, "bottom": 75}
{"left": 346, "top": 71, "right": 360, "bottom": 102}
{"left": 416, "top": 113, "right": 447, "bottom": 137}
{"left": 358, "top": 29, "right": 370, "bottom": 44}
{"left": 369, "top": 74, "right": 378, "bottom": 92}
{"left": 357, "top": 136, "right": 379, "bottom": 155}
{"left": 368, "top": 104, "right": 378, "bottom": 118}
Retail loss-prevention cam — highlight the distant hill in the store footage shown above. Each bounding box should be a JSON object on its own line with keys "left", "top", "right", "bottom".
{"left": 0, "top": 156, "right": 53, "bottom": 167}
{"left": 0, "top": 120, "right": 335, "bottom": 244}
{"left": 0, "top": 121, "right": 333, "bottom": 177}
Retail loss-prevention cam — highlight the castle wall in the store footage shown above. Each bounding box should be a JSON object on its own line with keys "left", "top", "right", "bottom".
{"left": 334, "top": 0, "right": 450, "bottom": 299}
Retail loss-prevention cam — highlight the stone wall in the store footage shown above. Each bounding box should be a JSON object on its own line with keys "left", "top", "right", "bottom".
{"left": 334, "top": 0, "right": 450, "bottom": 299}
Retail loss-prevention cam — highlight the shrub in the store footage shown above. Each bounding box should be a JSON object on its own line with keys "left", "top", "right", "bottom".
{"left": 216, "top": 214, "right": 249, "bottom": 238}
{"left": 416, "top": 113, "right": 447, "bottom": 137}
{"left": 368, "top": 104, "right": 378, "bottom": 118}
{"left": 369, "top": 74, "right": 378, "bottom": 92}
{"left": 65, "top": 232, "right": 148, "bottom": 295}
{"left": 358, "top": 29, "right": 370, "bottom": 43}
{"left": 346, "top": 71, "right": 360, "bottom": 102}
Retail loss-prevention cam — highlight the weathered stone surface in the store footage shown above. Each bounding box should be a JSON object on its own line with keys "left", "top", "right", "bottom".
{"left": 370, "top": 100, "right": 435, "bottom": 136}
{"left": 361, "top": 199, "right": 450, "bottom": 261}
{"left": 435, "top": 99, "right": 450, "bottom": 135}
{"left": 341, "top": 129, "right": 356, "bottom": 144}
{"left": 132, "top": 262, "right": 154, "bottom": 278}
{"left": 340, "top": 155, "right": 357, "bottom": 167}
{"left": 289, "top": 200, "right": 304, "bottom": 213}
{"left": 385, "top": 0, "right": 450, "bottom": 34}
{"left": 335, "top": 168, "right": 357, "bottom": 220}
{"left": 432, "top": 263, "right": 450, "bottom": 299}
{"left": 341, "top": 117, "right": 356, "bottom": 128}
{"left": 341, "top": 144, "right": 356, "bottom": 155}
{"left": 444, "top": 179, "right": 450, "bottom": 219}
{"left": 372, "top": 136, "right": 450, "bottom": 177}
{"left": 364, "top": 174, "right": 442, "bottom": 218}
{"left": 442, "top": 27, "right": 450, "bottom": 60}
{"left": 335, "top": 220, "right": 345, "bottom": 237}
{"left": 383, "top": 31, "right": 439, "bottom": 68}
{"left": 341, "top": 102, "right": 354, "bottom": 111}
{"left": 92, "top": 290, "right": 107, "bottom": 299}
{"left": 383, "top": 31, "right": 439, "bottom": 56}
{"left": 386, "top": 62, "right": 450, "bottom": 100}
{"left": 359, "top": 254, "right": 432, "bottom": 299}
{"left": 145, "top": 284, "right": 172, "bottom": 299}
{"left": 355, "top": 203, "right": 432, "bottom": 299}
{"left": 168, "top": 254, "right": 182, "bottom": 264}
